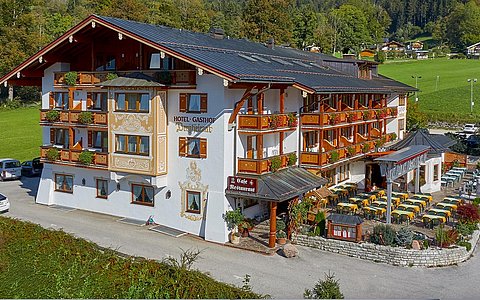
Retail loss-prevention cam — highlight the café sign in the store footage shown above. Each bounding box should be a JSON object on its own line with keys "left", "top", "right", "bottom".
{"left": 227, "top": 176, "right": 257, "bottom": 193}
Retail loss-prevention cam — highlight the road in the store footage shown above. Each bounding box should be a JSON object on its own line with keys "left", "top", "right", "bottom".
{"left": 1, "top": 177, "right": 479, "bottom": 299}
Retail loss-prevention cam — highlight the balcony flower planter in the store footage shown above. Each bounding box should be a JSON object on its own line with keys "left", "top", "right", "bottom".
{"left": 269, "top": 156, "right": 282, "bottom": 172}
{"left": 347, "top": 113, "right": 357, "bottom": 122}
{"left": 287, "top": 113, "right": 298, "bottom": 127}
{"left": 78, "top": 111, "right": 93, "bottom": 125}
{"left": 329, "top": 150, "right": 339, "bottom": 163}
{"left": 106, "top": 73, "right": 118, "bottom": 81}
{"left": 64, "top": 71, "right": 78, "bottom": 86}
{"left": 375, "top": 139, "right": 385, "bottom": 148}
{"left": 362, "top": 111, "right": 370, "bottom": 121}
{"left": 45, "top": 110, "right": 60, "bottom": 122}
{"left": 78, "top": 151, "right": 94, "bottom": 165}
{"left": 329, "top": 114, "right": 340, "bottom": 125}
{"left": 346, "top": 146, "right": 355, "bottom": 157}
{"left": 287, "top": 152, "right": 297, "bottom": 166}
{"left": 362, "top": 143, "right": 371, "bottom": 153}
{"left": 269, "top": 115, "right": 283, "bottom": 129}
{"left": 46, "top": 148, "right": 60, "bottom": 161}
{"left": 389, "top": 132, "right": 397, "bottom": 141}
{"left": 391, "top": 107, "right": 398, "bottom": 116}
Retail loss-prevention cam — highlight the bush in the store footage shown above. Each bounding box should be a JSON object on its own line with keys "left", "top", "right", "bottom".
{"left": 374, "top": 51, "right": 386, "bottom": 63}
{"left": 78, "top": 111, "right": 93, "bottom": 124}
{"left": 106, "top": 73, "right": 118, "bottom": 81}
{"left": 457, "top": 241, "right": 472, "bottom": 251}
{"left": 304, "top": 271, "right": 344, "bottom": 299}
{"left": 78, "top": 151, "right": 94, "bottom": 165}
{"left": 288, "top": 152, "right": 297, "bottom": 166}
{"left": 64, "top": 71, "right": 78, "bottom": 86}
{"left": 46, "top": 148, "right": 59, "bottom": 161}
{"left": 457, "top": 203, "right": 480, "bottom": 224}
{"left": 370, "top": 224, "right": 397, "bottom": 246}
{"left": 435, "top": 226, "right": 459, "bottom": 248}
{"left": 223, "top": 209, "right": 244, "bottom": 231}
{"left": 474, "top": 198, "right": 480, "bottom": 206}
{"left": 395, "top": 227, "right": 414, "bottom": 247}
{"left": 46, "top": 110, "right": 60, "bottom": 122}
{"left": 276, "top": 220, "right": 286, "bottom": 232}
{"left": 456, "top": 222, "right": 477, "bottom": 237}
{"left": 270, "top": 156, "right": 281, "bottom": 172}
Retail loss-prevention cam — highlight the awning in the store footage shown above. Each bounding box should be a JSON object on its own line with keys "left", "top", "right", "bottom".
{"left": 225, "top": 167, "right": 328, "bottom": 202}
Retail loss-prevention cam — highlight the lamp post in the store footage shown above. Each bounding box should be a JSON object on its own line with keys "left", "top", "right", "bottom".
{"left": 411, "top": 75, "right": 421, "bottom": 102}
{"left": 468, "top": 78, "right": 477, "bottom": 113}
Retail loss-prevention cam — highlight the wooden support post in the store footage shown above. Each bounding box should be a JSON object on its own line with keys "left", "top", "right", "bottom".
{"left": 257, "top": 93, "right": 264, "bottom": 114}
{"left": 320, "top": 130, "right": 324, "bottom": 151}
{"left": 279, "top": 88, "right": 285, "bottom": 113}
{"left": 269, "top": 202, "right": 277, "bottom": 248}
{"left": 257, "top": 135, "right": 263, "bottom": 159}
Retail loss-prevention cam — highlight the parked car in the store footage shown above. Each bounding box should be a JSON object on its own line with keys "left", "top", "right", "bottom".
{"left": 458, "top": 124, "right": 478, "bottom": 139}
{"left": 21, "top": 157, "right": 43, "bottom": 177}
{"left": 0, "top": 158, "right": 21, "bottom": 181}
{"left": 0, "top": 193, "right": 9, "bottom": 213}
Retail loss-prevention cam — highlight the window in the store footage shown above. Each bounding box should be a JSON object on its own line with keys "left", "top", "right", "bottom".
{"left": 179, "top": 93, "right": 207, "bottom": 113}
{"left": 149, "top": 53, "right": 161, "bottom": 69}
{"left": 89, "top": 131, "right": 108, "bottom": 152}
{"left": 91, "top": 92, "right": 107, "bottom": 111}
{"left": 105, "top": 56, "right": 116, "bottom": 71}
{"left": 115, "top": 93, "right": 150, "bottom": 112}
{"left": 96, "top": 179, "right": 108, "bottom": 198}
{"left": 54, "top": 92, "right": 69, "bottom": 109}
{"left": 333, "top": 225, "right": 342, "bottom": 237}
{"left": 50, "top": 128, "right": 69, "bottom": 148}
{"left": 132, "top": 184, "right": 154, "bottom": 205}
{"left": 399, "top": 119, "right": 405, "bottom": 131}
{"left": 399, "top": 95, "right": 406, "bottom": 106}
{"left": 186, "top": 191, "right": 201, "bottom": 214}
{"left": 55, "top": 174, "right": 73, "bottom": 193}
{"left": 434, "top": 164, "right": 439, "bottom": 181}
{"left": 179, "top": 137, "right": 207, "bottom": 158}
{"left": 115, "top": 135, "right": 149, "bottom": 155}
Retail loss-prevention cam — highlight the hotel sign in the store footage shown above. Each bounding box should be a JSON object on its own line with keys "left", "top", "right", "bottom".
{"left": 227, "top": 176, "right": 257, "bottom": 193}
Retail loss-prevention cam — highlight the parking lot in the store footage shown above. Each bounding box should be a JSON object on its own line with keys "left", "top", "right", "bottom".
{"left": 2, "top": 177, "right": 480, "bottom": 299}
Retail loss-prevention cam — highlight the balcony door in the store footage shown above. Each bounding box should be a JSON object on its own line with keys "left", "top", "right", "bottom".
{"left": 246, "top": 136, "right": 258, "bottom": 159}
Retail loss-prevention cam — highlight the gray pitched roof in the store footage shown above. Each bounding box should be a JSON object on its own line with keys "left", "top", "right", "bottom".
{"left": 225, "top": 167, "right": 328, "bottom": 202}
{"left": 96, "top": 15, "right": 415, "bottom": 94}
{"left": 327, "top": 213, "right": 363, "bottom": 225}
{"left": 389, "top": 130, "right": 451, "bottom": 154}
{"left": 97, "top": 72, "right": 164, "bottom": 87}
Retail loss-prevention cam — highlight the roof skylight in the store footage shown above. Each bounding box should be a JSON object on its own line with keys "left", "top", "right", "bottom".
{"left": 270, "top": 57, "right": 293, "bottom": 65}
{"left": 238, "top": 53, "right": 257, "bottom": 62}
{"left": 292, "top": 60, "right": 312, "bottom": 68}
{"left": 251, "top": 55, "right": 270, "bottom": 63}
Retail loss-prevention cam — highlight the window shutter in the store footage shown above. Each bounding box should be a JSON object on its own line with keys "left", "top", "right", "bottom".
{"left": 49, "top": 92, "right": 54, "bottom": 109}
{"left": 86, "top": 92, "right": 93, "bottom": 109}
{"left": 50, "top": 128, "right": 55, "bottom": 144}
{"left": 179, "top": 93, "right": 187, "bottom": 112}
{"left": 88, "top": 131, "right": 93, "bottom": 147}
{"left": 179, "top": 137, "right": 187, "bottom": 156}
{"left": 200, "top": 94, "right": 207, "bottom": 113}
{"left": 200, "top": 138, "right": 207, "bottom": 158}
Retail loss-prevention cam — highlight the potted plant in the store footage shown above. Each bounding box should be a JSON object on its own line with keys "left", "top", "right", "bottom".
{"left": 106, "top": 72, "right": 118, "bottom": 81}
{"left": 390, "top": 132, "right": 397, "bottom": 141}
{"left": 329, "top": 150, "right": 339, "bottom": 163}
{"left": 287, "top": 152, "right": 297, "bottom": 166}
{"left": 276, "top": 220, "right": 287, "bottom": 245}
{"left": 362, "top": 110, "right": 370, "bottom": 121}
{"left": 46, "top": 110, "right": 60, "bottom": 122}
{"left": 270, "top": 115, "right": 283, "bottom": 129}
{"left": 346, "top": 146, "right": 355, "bottom": 157}
{"left": 270, "top": 156, "right": 282, "bottom": 172}
{"left": 329, "top": 114, "right": 339, "bottom": 125}
{"left": 78, "top": 150, "right": 94, "bottom": 165}
{"left": 362, "top": 143, "right": 371, "bottom": 153}
{"left": 375, "top": 139, "right": 385, "bottom": 148}
{"left": 287, "top": 113, "right": 298, "bottom": 127}
{"left": 78, "top": 111, "right": 93, "bottom": 125}
{"left": 64, "top": 71, "right": 78, "bottom": 86}
{"left": 377, "top": 109, "right": 387, "bottom": 119}
{"left": 347, "top": 112, "right": 357, "bottom": 122}
{"left": 223, "top": 209, "right": 244, "bottom": 244}
{"left": 238, "top": 220, "right": 252, "bottom": 237}
{"left": 46, "top": 148, "right": 60, "bottom": 161}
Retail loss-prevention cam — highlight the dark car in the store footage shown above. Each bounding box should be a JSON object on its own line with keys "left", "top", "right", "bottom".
{"left": 21, "top": 157, "right": 43, "bottom": 177}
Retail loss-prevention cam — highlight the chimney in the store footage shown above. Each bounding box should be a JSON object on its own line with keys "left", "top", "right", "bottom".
{"left": 209, "top": 27, "right": 225, "bottom": 40}
{"left": 267, "top": 37, "right": 275, "bottom": 49}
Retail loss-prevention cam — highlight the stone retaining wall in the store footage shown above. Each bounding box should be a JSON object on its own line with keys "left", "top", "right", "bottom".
{"left": 294, "top": 230, "right": 479, "bottom": 267}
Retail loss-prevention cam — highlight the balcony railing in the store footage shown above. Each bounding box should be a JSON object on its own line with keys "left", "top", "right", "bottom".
{"left": 238, "top": 113, "right": 298, "bottom": 132}
{"left": 40, "top": 109, "right": 108, "bottom": 126}
{"left": 53, "top": 70, "right": 196, "bottom": 86}
{"left": 40, "top": 146, "right": 108, "bottom": 169}
{"left": 237, "top": 152, "right": 295, "bottom": 175}
{"left": 301, "top": 107, "right": 397, "bottom": 128}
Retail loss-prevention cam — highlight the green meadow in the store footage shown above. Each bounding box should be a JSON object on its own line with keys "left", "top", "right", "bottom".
{"left": 0, "top": 107, "right": 41, "bottom": 162}
{"left": 379, "top": 58, "right": 480, "bottom": 123}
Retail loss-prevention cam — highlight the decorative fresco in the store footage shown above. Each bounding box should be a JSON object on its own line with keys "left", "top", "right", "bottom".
{"left": 178, "top": 161, "right": 208, "bottom": 221}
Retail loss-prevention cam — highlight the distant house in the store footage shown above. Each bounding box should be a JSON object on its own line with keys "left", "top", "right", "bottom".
{"left": 411, "top": 40, "right": 424, "bottom": 50}
{"left": 360, "top": 49, "right": 376, "bottom": 58}
{"left": 467, "top": 42, "right": 480, "bottom": 59}
{"left": 415, "top": 50, "right": 429, "bottom": 60}
{"left": 406, "top": 41, "right": 428, "bottom": 59}
{"left": 381, "top": 41, "right": 405, "bottom": 52}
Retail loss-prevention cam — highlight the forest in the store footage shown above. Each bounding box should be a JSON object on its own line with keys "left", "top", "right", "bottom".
{"left": 1, "top": 0, "right": 480, "bottom": 100}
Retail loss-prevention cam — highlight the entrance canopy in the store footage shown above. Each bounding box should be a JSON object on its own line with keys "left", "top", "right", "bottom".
{"left": 225, "top": 167, "right": 327, "bottom": 202}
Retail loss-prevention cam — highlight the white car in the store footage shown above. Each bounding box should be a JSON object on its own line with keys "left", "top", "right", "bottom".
{"left": 463, "top": 123, "right": 478, "bottom": 134}
{"left": 0, "top": 158, "right": 21, "bottom": 181}
{"left": 0, "top": 193, "right": 9, "bottom": 213}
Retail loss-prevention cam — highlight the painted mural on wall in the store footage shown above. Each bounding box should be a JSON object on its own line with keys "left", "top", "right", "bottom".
{"left": 178, "top": 161, "right": 208, "bottom": 221}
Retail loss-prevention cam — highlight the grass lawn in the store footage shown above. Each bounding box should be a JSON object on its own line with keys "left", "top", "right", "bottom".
{"left": 0, "top": 217, "right": 262, "bottom": 298}
{"left": 379, "top": 58, "right": 480, "bottom": 123}
{"left": 0, "top": 107, "right": 41, "bottom": 162}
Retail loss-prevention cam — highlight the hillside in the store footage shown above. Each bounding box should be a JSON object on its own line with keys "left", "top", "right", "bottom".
{"left": 379, "top": 58, "right": 480, "bottom": 123}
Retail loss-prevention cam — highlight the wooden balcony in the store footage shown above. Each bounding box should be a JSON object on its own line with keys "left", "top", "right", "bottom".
{"left": 238, "top": 113, "right": 297, "bottom": 132}
{"left": 40, "top": 109, "right": 108, "bottom": 127}
{"left": 237, "top": 152, "right": 294, "bottom": 175}
{"left": 40, "top": 146, "right": 108, "bottom": 169}
{"left": 53, "top": 69, "right": 196, "bottom": 87}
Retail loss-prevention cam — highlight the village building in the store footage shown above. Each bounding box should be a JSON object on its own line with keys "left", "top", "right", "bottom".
{"left": 381, "top": 41, "right": 405, "bottom": 53}
{"left": 467, "top": 42, "right": 480, "bottom": 59}
{"left": 0, "top": 15, "right": 415, "bottom": 246}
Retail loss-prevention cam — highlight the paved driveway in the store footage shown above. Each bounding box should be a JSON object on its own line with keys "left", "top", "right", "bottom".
{"left": 1, "top": 177, "right": 479, "bottom": 299}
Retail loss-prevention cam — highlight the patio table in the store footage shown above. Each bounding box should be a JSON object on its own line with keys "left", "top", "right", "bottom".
{"left": 349, "top": 197, "right": 369, "bottom": 207}
{"left": 404, "top": 199, "right": 427, "bottom": 209}
{"left": 397, "top": 203, "right": 421, "bottom": 214}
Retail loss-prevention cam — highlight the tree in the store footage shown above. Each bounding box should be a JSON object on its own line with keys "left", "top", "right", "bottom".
{"left": 446, "top": 0, "right": 480, "bottom": 50}
{"left": 330, "top": 4, "right": 371, "bottom": 54}
{"left": 406, "top": 101, "right": 427, "bottom": 131}
{"left": 304, "top": 271, "right": 344, "bottom": 299}
{"left": 292, "top": 5, "right": 318, "bottom": 49}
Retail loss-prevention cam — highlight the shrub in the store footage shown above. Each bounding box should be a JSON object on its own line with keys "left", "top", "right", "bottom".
{"left": 369, "top": 224, "right": 397, "bottom": 246}
{"left": 270, "top": 156, "right": 282, "bottom": 172}
{"left": 78, "top": 151, "right": 94, "bottom": 165}
{"left": 435, "top": 226, "right": 459, "bottom": 248}
{"left": 78, "top": 111, "right": 93, "bottom": 124}
{"left": 276, "top": 220, "right": 286, "bottom": 232}
{"left": 64, "top": 71, "right": 78, "bottom": 86}
{"left": 314, "top": 211, "right": 326, "bottom": 236}
{"left": 395, "top": 227, "right": 414, "bottom": 247}
{"left": 276, "top": 230, "right": 286, "bottom": 238}
{"left": 457, "top": 241, "right": 472, "bottom": 251}
{"left": 457, "top": 203, "right": 480, "bottom": 224}
{"left": 456, "top": 222, "right": 477, "bottom": 237}
{"left": 223, "top": 209, "right": 244, "bottom": 231}
{"left": 374, "top": 51, "right": 386, "bottom": 63}
{"left": 304, "top": 271, "right": 344, "bottom": 299}
{"left": 106, "top": 73, "right": 118, "bottom": 81}
{"left": 473, "top": 198, "right": 480, "bottom": 206}
{"left": 46, "top": 110, "right": 60, "bottom": 122}
{"left": 329, "top": 150, "right": 339, "bottom": 163}
{"left": 46, "top": 148, "right": 59, "bottom": 161}
{"left": 288, "top": 152, "right": 297, "bottom": 166}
